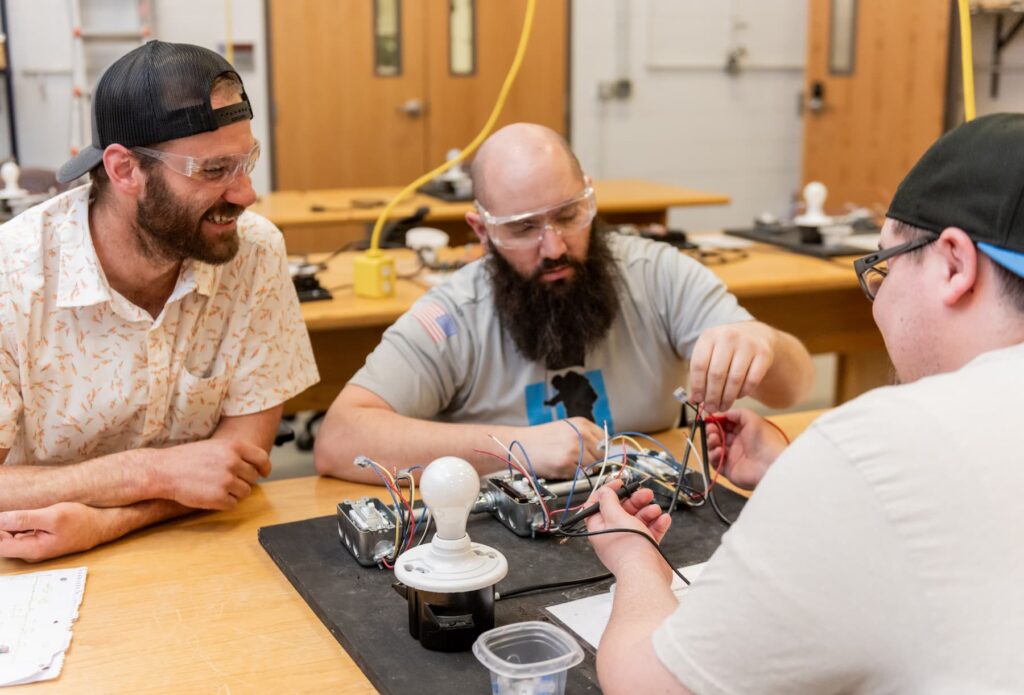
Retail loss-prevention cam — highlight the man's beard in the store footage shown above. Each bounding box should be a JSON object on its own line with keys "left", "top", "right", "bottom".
{"left": 488, "top": 226, "right": 621, "bottom": 369}
{"left": 134, "top": 169, "right": 243, "bottom": 265}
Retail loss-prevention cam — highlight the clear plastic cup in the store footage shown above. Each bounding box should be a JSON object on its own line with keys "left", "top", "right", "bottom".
{"left": 472, "top": 621, "right": 584, "bottom": 695}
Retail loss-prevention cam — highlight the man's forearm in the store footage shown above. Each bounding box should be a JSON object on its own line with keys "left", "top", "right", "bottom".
{"left": 0, "top": 448, "right": 166, "bottom": 511}
{"left": 752, "top": 328, "right": 814, "bottom": 408}
{"left": 598, "top": 561, "right": 692, "bottom": 694}
{"left": 101, "top": 499, "right": 193, "bottom": 540}
{"left": 315, "top": 406, "right": 519, "bottom": 483}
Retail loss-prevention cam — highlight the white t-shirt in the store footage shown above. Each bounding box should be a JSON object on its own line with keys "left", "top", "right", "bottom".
{"left": 0, "top": 186, "right": 319, "bottom": 465}
{"left": 350, "top": 233, "right": 753, "bottom": 433}
{"left": 654, "top": 341, "right": 1024, "bottom": 694}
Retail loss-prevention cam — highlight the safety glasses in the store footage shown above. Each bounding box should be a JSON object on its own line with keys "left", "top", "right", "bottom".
{"left": 476, "top": 187, "right": 597, "bottom": 250}
{"left": 132, "top": 140, "right": 261, "bottom": 184}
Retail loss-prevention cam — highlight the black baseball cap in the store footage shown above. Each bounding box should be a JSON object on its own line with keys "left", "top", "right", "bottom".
{"left": 887, "top": 112, "right": 1024, "bottom": 278}
{"left": 57, "top": 40, "right": 253, "bottom": 184}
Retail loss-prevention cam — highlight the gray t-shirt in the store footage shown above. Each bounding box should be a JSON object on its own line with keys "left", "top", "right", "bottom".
{"left": 654, "top": 341, "right": 1024, "bottom": 694}
{"left": 350, "top": 233, "right": 752, "bottom": 433}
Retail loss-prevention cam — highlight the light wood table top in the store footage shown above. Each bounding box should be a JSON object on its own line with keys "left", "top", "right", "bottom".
{"left": 251, "top": 179, "right": 730, "bottom": 229}
{"left": 703, "top": 241, "right": 861, "bottom": 297}
{"left": 298, "top": 240, "right": 862, "bottom": 332}
{"left": 0, "top": 410, "right": 824, "bottom": 693}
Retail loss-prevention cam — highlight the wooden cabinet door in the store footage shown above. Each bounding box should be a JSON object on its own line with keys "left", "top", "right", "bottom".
{"left": 268, "top": 0, "right": 427, "bottom": 189}
{"left": 801, "top": 0, "right": 950, "bottom": 210}
{"left": 269, "top": 0, "right": 568, "bottom": 191}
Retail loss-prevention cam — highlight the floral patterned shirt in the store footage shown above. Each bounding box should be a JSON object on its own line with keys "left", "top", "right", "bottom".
{"left": 0, "top": 186, "right": 319, "bottom": 465}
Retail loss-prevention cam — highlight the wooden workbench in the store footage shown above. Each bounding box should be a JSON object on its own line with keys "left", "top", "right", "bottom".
{"left": 0, "top": 410, "right": 823, "bottom": 693}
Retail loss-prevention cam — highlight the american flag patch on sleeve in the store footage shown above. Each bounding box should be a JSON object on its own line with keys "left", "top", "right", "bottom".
{"left": 413, "top": 302, "right": 458, "bottom": 343}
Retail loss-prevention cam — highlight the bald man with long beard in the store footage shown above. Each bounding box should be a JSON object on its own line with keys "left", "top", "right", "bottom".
{"left": 315, "top": 124, "right": 813, "bottom": 483}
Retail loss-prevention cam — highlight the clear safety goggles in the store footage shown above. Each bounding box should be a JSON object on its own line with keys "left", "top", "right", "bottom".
{"left": 132, "top": 140, "right": 261, "bottom": 184}
{"left": 476, "top": 186, "right": 597, "bottom": 250}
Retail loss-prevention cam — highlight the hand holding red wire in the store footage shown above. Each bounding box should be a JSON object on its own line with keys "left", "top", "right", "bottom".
{"left": 701, "top": 409, "right": 789, "bottom": 491}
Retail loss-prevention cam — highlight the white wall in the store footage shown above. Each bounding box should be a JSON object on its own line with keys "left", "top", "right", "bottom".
{"left": 4, "top": 0, "right": 271, "bottom": 193}
{"left": 571, "top": 0, "right": 808, "bottom": 231}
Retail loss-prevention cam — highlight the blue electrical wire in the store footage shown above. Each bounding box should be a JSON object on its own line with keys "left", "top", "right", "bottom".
{"left": 509, "top": 439, "right": 543, "bottom": 490}
{"left": 558, "top": 419, "right": 587, "bottom": 522}
{"left": 364, "top": 461, "right": 401, "bottom": 509}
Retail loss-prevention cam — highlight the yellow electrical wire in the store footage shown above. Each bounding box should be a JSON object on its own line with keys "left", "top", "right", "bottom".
{"left": 609, "top": 435, "right": 645, "bottom": 453}
{"left": 363, "top": 0, "right": 537, "bottom": 259}
{"left": 399, "top": 470, "right": 416, "bottom": 554}
{"left": 957, "top": 0, "right": 976, "bottom": 121}
{"left": 359, "top": 457, "right": 402, "bottom": 559}
{"left": 224, "top": 0, "right": 234, "bottom": 65}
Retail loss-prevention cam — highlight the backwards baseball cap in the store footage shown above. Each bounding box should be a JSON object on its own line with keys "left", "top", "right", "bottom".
{"left": 57, "top": 40, "right": 253, "bottom": 184}
{"left": 887, "top": 112, "right": 1024, "bottom": 278}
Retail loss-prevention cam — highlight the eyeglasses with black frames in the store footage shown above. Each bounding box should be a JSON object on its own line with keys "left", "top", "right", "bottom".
{"left": 853, "top": 233, "right": 939, "bottom": 301}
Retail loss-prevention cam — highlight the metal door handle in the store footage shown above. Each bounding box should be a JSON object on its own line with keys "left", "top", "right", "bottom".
{"left": 398, "top": 98, "right": 424, "bottom": 117}
{"left": 807, "top": 81, "right": 826, "bottom": 113}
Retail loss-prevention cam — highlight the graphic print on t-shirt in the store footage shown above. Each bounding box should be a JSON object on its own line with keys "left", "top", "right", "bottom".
{"left": 524, "top": 369, "right": 613, "bottom": 431}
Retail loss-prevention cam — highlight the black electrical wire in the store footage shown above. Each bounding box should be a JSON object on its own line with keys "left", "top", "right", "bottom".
{"left": 668, "top": 405, "right": 700, "bottom": 515}
{"left": 496, "top": 572, "right": 613, "bottom": 601}
{"left": 553, "top": 526, "right": 690, "bottom": 586}
{"left": 699, "top": 416, "right": 733, "bottom": 527}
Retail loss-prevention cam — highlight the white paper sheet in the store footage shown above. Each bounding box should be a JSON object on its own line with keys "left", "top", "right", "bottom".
{"left": 545, "top": 562, "right": 707, "bottom": 649}
{"left": 0, "top": 567, "right": 87, "bottom": 687}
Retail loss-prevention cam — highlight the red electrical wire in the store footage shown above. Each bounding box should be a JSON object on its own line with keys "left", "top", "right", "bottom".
{"left": 763, "top": 418, "right": 791, "bottom": 444}
{"left": 704, "top": 418, "right": 727, "bottom": 495}
{"left": 683, "top": 407, "right": 727, "bottom": 500}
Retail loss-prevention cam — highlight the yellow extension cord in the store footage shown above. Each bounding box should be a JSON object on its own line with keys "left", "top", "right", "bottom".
{"left": 354, "top": 0, "right": 538, "bottom": 297}
{"left": 957, "top": 0, "right": 976, "bottom": 121}
{"left": 224, "top": 0, "right": 234, "bottom": 65}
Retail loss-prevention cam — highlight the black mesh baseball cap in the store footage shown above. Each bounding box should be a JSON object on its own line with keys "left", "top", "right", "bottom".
{"left": 57, "top": 40, "right": 253, "bottom": 184}
{"left": 887, "top": 112, "right": 1024, "bottom": 278}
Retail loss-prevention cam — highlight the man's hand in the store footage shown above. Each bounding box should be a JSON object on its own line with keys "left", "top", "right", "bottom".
{"left": 510, "top": 418, "right": 605, "bottom": 480}
{"left": 688, "top": 321, "right": 779, "bottom": 413}
{"left": 148, "top": 438, "right": 271, "bottom": 510}
{"left": 585, "top": 480, "right": 672, "bottom": 581}
{"left": 704, "top": 409, "right": 788, "bottom": 490}
{"left": 0, "top": 503, "right": 114, "bottom": 562}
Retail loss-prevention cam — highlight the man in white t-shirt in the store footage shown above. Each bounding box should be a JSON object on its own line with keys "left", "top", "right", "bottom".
{"left": 0, "top": 42, "right": 318, "bottom": 561}
{"left": 315, "top": 124, "right": 814, "bottom": 483}
{"left": 588, "top": 113, "right": 1024, "bottom": 693}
